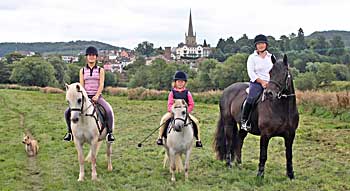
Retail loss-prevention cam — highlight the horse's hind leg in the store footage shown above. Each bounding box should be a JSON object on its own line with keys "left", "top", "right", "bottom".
{"left": 85, "top": 141, "right": 102, "bottom": 162}
{"left": 284, "top": 131, "right": 296, "bottom": 179}
{"left": 224, "top": 125, "right": 234, "bottom": 168}
{"left": 257, "top": 134, "right": 271, "bottom": 177}
{"left": 107, "top": 142, "right": 113, "bottom": 171}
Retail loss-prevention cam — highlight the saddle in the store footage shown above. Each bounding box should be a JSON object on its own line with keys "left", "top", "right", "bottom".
{"left": 162, "top": 118, "right": 198, "bottom": 139}
{"left": 95, "top": 103, "right": 108, "bottom": 133}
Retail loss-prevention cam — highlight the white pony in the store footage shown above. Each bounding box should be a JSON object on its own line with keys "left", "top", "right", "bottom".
{"left": 65, "top": 83, "right": 114, "bottom": 181}
{"left": 163, "top": 99, "right": 194, "bottom": 182}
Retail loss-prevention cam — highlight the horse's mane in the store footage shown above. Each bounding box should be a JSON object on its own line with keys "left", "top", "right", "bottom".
{"left": 66, "top": 82, "right": 89, "bottom": 100}
{"left": 173, "top": 99, "right": 187, "bottom": 107}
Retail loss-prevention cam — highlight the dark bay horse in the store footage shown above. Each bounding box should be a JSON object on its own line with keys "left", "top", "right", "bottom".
{"left": 213, "top": 55, "right": 299, "bottom": 179}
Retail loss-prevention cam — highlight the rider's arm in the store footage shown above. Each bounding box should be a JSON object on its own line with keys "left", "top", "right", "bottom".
{"left": 79, "top": 68, "right": 84, "bottom": 86}
{"left": 95, "top": 68, "right": 105, "bottom": 98}
{"left": 167, "top": 91, "right": 174, "bottom": 112}
{"left": 187, "top": 91, "right": 194, "bottom": 113}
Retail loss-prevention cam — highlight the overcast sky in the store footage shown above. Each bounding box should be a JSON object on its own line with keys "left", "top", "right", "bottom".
{"left": 0, "top": 0, "right": 349, "bottom": 49}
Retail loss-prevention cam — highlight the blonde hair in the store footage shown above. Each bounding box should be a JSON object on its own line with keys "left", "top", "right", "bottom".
{"left": 172, "top": 80, "right": 187, "bottom": 88}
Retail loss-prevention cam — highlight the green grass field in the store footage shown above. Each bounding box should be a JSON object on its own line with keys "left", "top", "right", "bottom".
{"left": 0, "top": 89, "right": 349, "bottom": 191}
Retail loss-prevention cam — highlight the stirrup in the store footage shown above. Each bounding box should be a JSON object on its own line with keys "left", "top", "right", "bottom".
{"left": 156, "top": 138, "right": 163, "bottom": 145}
{"left": 106, "top": 133, "right": 115, "bottom": 143}
{"left": 241, "top": 120, "right": 251, "bottom": 131}
{"left": 63, "top": 133, "right": 73, "bottom": 141}
{"left": 195, "top": 140, "right": 203, "bottom": 148}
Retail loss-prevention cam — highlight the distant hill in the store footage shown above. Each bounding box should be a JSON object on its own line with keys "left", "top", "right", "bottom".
{"left": 307, "top": 30, "right": 350, "bottom": 47}
{"left": 0, "top": 40, "right": 127, "bottom": 57}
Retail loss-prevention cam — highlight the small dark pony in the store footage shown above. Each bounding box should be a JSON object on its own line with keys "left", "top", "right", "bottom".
{"left": 213, "top": 55, "right": 299, "bottom": 179}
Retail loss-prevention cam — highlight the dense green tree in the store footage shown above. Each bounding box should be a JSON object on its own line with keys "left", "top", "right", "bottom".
{"left": 10, "top": 57, "right": 58, "bottom": 87}
{"left": 105, "top": 71, "right": 118, "bottom": 87}
{"left": 210, "top": 54, "right": 248, "bottom": 89}
{"left": 216, "top": 38, "right": 226, "bottom": 52}
{"left": 0, "top": 60, "right": 12, "bottom": 83}
{"left": 5, "top": 52, "right": 25, "bottom": 64}
{"left": 327, "top": 36, "right": 345, "bottom": 57}
{"left": 331, "top": 64, "right": 350, "bottom": 81}
{"left": 295, "top": 28, "right": 307, "bottom": 51}
{"left": 316, "top": 62, "right": 336, "bottom": 86}
{"left": 66, "top": 64, "right": 80, "bottom": 83}
{"left": 47, "top": 56, "right": 69, "bottom": 86}
{"left": 135, "top": 41, "right": 155, "bottom": 57}
{"left": 294, "top": 72, "right": 317, "bottom": 90}
{"left": 210, "top": 49, "right": 226, "bottom": 62}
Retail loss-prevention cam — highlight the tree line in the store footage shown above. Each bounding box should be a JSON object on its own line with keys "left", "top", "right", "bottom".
{"left": 1, "top": 28, "right": 350, "bottom": 91}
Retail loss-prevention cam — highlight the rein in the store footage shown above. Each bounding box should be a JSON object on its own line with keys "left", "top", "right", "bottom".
{"left": 69, "top": 91, "right": 103, "bottom": 134}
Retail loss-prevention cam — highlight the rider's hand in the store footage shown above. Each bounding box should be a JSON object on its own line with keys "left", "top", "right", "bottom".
{"left": 92, "top": 95, "right": 99, "bottom": 103}
{"left": 261, "top": 81, "right": 268, "bottom": 88}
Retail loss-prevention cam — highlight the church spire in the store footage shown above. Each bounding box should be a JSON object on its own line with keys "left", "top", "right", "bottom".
{"left": 188, "top": 9, "right": 194, "bottom": 37}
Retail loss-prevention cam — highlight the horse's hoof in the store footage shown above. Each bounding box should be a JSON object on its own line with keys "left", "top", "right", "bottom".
{"left": 287, "top": 172, "right": 295, "bottom": 179}
{"left": 92, "top": 176, "right": 98, "bottom": 181}
{"left": 235, "top": 162, "right": 242, "bottom": 169}
{"left": 78, "top": 178, "right": 84, "bottom": 182}
{"left": 257, "top": 171, "right": 264, "bottom": 178}
{"left": 226, "top": 163, "right": 232, "bottom": 169}
{"left": 171, "top": 177, "right": 176, "bottom": 182}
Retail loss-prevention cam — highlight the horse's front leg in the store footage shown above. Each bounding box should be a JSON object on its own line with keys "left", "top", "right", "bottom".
{"left": 106, "top": 142, "right": 113, "bottom": 171}
{"left": 184, "top": 147, "right": 192, "bottom": 181}
{"left": 257, "top": 134, "right": 270, "bottom": 177}
{"left": 74, "top": 140, "right": 85, "bottom": 181}
{"left": 235, "top": 129, "right": 247, "bottom": 167}
{"left": 168, "top": 149, "right": 176, "bottom": 182}
{"left": 284, "top": 131, "right": 296, "bottom": 179}
{"left": 90, "top": 139, "right": 99, "bottom": 181}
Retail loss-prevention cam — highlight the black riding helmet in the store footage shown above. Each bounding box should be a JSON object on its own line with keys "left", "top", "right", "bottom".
{"left": 254, "top": 34, "right": 268, "bottom": 46}
{"left": 85, "top": 46, "right": 98, "bottom": 56}
{"left": 173, "top": 71, "right": 188, "bottom": 81}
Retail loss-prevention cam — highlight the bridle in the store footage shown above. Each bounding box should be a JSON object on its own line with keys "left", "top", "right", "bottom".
{"left": 171, "top": 105, "right": 192, "bottom": 131}
{"left": 267, "top": 70, "right": 296, "bottom": 100}
{"left": 68, "top": 90, "right": 102, "bottom": 134}
{"left": 69, "top": 91, "right": 93, "bottom": 114}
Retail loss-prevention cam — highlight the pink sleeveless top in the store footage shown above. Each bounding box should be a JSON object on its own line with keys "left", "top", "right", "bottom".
{"left": 83, "top": 65, "right": 100, "bottom": 96}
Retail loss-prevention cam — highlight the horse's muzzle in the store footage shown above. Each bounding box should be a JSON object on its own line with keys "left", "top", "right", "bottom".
{"left": 72, "top": 117, "right": 79, "bottom": 123}
{"left": 174, "top": 125, "right": 182, "bottom": 132}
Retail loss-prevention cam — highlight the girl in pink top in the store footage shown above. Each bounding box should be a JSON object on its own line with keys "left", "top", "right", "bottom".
{"left": 156, "top": 71, "right": 202, "bottom": 148}
{"left": 63, "top": 46, "right": 115, "bottom": 143}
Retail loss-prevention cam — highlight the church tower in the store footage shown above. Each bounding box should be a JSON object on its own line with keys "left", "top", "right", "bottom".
{"left": 185, "top": 10, "right": 196, "bottom": 46}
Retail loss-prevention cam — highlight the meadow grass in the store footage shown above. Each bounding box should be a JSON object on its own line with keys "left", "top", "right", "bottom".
{"left": 0, "top": 89, "right": 349, "bottom": 191}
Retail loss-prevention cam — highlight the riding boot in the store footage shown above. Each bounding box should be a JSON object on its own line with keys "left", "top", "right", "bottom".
{"left": 156, "top": 138, "right": 163, "bottom": 145}
{"left": 193, "top": 126, "right": 203, "bottom": 148}
{"left": 63, "top": 108, "right": 73, "bottom": 141}
{"left": 63, "top": 125, "right": 73, "bottom": 142}
{"left": 241, "top": 102, "right": 253, "bottom": 131}
{"left": 106, "top": 124, "right": 115, "bottom": 143}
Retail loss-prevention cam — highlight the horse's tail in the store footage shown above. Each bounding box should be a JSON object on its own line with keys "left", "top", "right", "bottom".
{"left": 214, "top": 94, "right": 239, "bottom": 161}
{"left": 213, "top": 106, "right": 226, "bottom": 161}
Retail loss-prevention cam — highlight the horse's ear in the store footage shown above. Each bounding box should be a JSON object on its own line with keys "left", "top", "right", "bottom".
{"left": 283, "top": 54, "right": 288, "bottom": 66}
{"left": 182, "top": 99, "right": 187, "bottom": 106}
{"left": 65, "top": 83, "right": 69, "bottom": 91}
{"left": 76, "top": 84, "right": 80, "bottom": 92}
{"left": 271, "top": 54, "right": 276, "bottom": 64}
